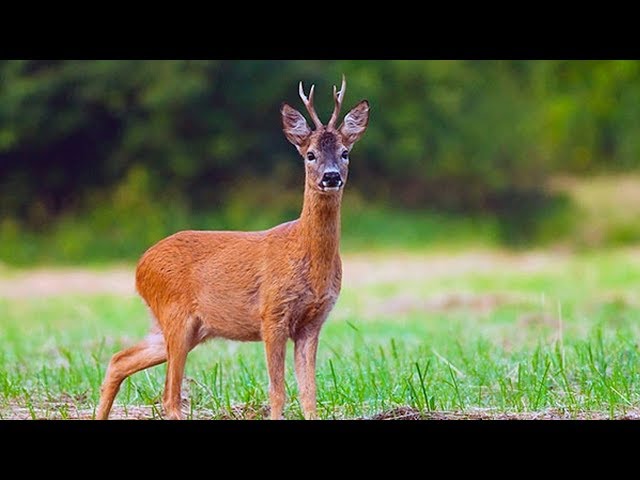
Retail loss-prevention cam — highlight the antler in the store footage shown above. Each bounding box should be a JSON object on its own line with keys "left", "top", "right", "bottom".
{"left": 299, "top": 81, "right": 324, "bottom": 130}
{"left": 327, "top": 74, "right": 346, "bottom": 129}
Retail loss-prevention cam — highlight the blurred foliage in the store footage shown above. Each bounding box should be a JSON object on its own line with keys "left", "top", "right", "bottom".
{"left": 1, "top": 60, "right": 639, "bottom": 264}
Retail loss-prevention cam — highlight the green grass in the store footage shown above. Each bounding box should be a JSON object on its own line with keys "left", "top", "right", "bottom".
{"left": 0, "top": 204, "right": 500, "bottom": 267}
{"left": 1, "top": 248, "right": 640, "bottom": 419}
{"left": 4, "top": 173, "right": 640, "bottom": 268}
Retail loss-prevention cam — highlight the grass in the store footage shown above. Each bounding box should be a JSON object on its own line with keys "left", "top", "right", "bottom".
{"left": 2, "top": 247, "right": 640, "bottom": 419}
{"left": 0, "top": 204, "right": 500, "bottom": 267}
{"left": 4, "top": 173, "right": 640, "bottom": 267}
{"left": 550, "top": 173, "right": 640, "bottom": 248}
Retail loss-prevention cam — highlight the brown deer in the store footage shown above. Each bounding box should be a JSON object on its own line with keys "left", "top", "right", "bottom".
{"left": 96, "top": 76, "right": 370, "bottom": 420}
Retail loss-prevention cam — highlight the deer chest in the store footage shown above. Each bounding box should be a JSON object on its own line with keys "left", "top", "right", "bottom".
{"left": 262, "top": 251, "right": 342, "bottom": 334}
{"left": 287, "top": 288, "right": 339, "bottom": 334}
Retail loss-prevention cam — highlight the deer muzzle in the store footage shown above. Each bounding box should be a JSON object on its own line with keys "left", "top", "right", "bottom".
{"left": 320, "top": 171, "right": 343, "bottom": 190}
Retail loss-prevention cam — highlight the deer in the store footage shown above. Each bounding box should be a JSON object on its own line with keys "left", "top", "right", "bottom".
{"left": 96, "top": 76, "right": 370, "bottom": 420}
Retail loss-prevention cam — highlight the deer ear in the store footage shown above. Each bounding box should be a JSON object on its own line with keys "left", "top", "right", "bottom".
{"left": 281, "top": 103, "right": 311, "bottom": 150}
{"left": 339, "top": 100, "right": 370, "bottom": 148}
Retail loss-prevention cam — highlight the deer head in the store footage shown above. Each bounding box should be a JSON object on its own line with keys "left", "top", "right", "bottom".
{"left": 281, "top": 76, "right": 370, "bottom": 194}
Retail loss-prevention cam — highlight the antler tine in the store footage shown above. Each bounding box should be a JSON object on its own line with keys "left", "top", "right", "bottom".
{"left": 298, "top": 81, "right": 324, "bottom": 130}
{"left": 327, "top": 74, "right": 346, "bottom": 129}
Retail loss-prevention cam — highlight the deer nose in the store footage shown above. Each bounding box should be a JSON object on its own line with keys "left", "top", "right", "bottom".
{"left": 321, "top": 171, "right": 343, "bottom": 189}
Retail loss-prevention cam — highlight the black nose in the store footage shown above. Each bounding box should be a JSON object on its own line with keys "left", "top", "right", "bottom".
{"left": 321, "top": 171, "right": 343, "bottom": 188}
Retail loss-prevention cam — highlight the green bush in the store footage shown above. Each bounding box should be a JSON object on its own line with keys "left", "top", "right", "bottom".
{"left": 2, "top": 60, "right": 640, "bottom": 264}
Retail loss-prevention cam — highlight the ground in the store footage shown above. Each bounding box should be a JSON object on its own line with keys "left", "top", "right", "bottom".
{"left": 2, "top": 248, "right": 640, "bottom": 419}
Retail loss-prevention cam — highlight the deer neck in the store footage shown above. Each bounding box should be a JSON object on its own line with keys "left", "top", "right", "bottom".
{"left": 298, "top": 185, "right": 342, "bottom": 266}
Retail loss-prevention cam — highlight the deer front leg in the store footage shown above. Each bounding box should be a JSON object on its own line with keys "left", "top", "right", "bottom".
{"left": 264, "top": 326, "right": 287, "bottom": 420}
{"left": 294, "top": 328, "right": 320, "bottom": 420}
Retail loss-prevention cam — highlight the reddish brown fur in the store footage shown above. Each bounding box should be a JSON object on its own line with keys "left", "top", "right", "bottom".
{"left": 96, "top": 80, "right": 369, "bottom": 420}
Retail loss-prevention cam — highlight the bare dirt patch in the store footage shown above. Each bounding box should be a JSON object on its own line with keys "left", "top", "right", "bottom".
{"left": 3, "top": 403, "right": 639, "bottom": 420}
{"left": 343, "top": 250, "right": 570, "bottom": 288}
{"left": 366, "top": 292, "right": 527, "bottom": 318}
{"left": 369, "top": 406, "right": 640, "bottom": 420}
{"left": 0, "top": 265, "right": 135, "bottom": 299}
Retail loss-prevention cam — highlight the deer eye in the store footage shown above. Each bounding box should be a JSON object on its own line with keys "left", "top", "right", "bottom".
{"left": 341, "top": 150, "right": 349, "bottom": 160}
{"left": 307, "top": 152, "right": 316, "bottom": 161}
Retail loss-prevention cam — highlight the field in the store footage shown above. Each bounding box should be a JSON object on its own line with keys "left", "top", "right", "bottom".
{"left": 2, "top": 247, "right": 640, "bottom": 420}
{"left": 3, "top": 60, "right": 640, "bottom": 421}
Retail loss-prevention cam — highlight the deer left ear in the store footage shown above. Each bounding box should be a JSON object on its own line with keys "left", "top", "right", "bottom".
{"left": 339, "top": 100, "right": 370, "bottom": 148}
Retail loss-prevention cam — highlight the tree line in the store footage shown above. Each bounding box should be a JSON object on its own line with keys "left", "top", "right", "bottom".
{"left": 1, "top": 60, "right": 638, "bottom": 232}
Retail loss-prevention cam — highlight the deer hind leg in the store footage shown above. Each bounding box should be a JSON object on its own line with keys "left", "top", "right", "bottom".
{"left": 96, "top": 331, "right": 167, "bottom": 420}
{"left": 161, "top": 315, "right": 203, "bottom": 420}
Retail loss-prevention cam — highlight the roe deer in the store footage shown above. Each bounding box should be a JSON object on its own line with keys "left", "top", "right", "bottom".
{"left": 96, "top": 76, "right": 370, "bottom": 420}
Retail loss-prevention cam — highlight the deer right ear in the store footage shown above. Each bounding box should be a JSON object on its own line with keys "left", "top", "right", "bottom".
{"left": 281, "top": 103, "right": 311, "bottom": 152}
